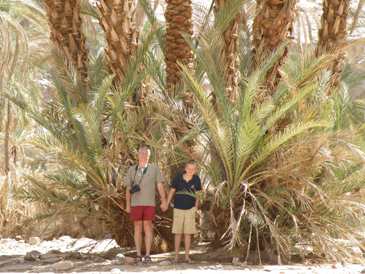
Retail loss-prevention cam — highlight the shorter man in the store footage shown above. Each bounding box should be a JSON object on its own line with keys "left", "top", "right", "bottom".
{"left": 166, "top": 160, "right": 202, "bottom": 263}
{"left": 125, "top": 146, "right": 167, "bottom": 263}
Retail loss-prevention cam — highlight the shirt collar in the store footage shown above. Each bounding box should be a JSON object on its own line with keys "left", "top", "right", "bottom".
{"left": 138, "top": 163, "right": 148, "bottom": 169}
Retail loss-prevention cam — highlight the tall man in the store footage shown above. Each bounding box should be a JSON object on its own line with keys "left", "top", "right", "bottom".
{"left": 125, "top": 145, "right": 167, "bottom": 263}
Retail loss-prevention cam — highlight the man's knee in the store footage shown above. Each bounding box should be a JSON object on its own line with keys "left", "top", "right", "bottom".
{"left": 143, "top": 220, "right": 153, "bottom": 231}
{"left": 134, "top": 221, "right": 143, "bottom": 231}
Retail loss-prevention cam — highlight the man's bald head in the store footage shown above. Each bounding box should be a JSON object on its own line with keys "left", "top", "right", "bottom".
{"left": 138, "top": 145, "right": 151, "bottom": 166}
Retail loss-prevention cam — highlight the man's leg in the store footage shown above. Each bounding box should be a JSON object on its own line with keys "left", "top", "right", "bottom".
{"left": 134, "top": 221, "right": 143, "bottom": 257}
{"left": 174, "top": 233, "right": 182, "bottom": 261}
{"left": 142, "top": 206, "right": 156, "bottom": 260}
{"left": 184, "top": 234, "right": 192, "bottom": 262}
{"left": 143, "top": 220, "right": 153, "bottom": 256}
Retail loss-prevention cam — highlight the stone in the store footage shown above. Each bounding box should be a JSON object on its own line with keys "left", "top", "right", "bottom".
{"left": 51, "top": 260, "right": 74, "bottom": 271}
{"left": 15, "top": 235, "right": 23, "bottom": 241}
{"left": 0, "top": 238, "right": 11, "bottom": 244}
{"left": 28, "top": 237, "right": 41, "bottom": 245}
{"left": 115, "top": 253, "right": 125, "bottom": 262}
{"left": 24, "top": 250, "right": 41, "bottom": 261}
{"left": 158, "top": 260, "right": 172, "bottom": 266}
{"left": 40, "top": 252, "right": 63, "bottom": 264}
{"left": 64, "top": 251, "right": 83, "bottom": 260}
{"left": 125, "top": 256, "right": 135, "bottom": 264}
{"left": 115, "top": 255, "right": 135, "bottom": 265}
{"left": 232, "top": 257, "right": 241, "bottom": 266}
{"left": 101, "top": 246, "right": 125, "bottom": 259}
{"left": 111, "top": 268, "right": 123, "bottom": 274}
{"left": 59, "top": 235, "right": 73, "bottom": 241}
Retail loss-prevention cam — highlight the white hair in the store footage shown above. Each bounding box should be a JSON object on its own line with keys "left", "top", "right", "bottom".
{"left": 138, "top": 146, "right": 151, "bottom": 156}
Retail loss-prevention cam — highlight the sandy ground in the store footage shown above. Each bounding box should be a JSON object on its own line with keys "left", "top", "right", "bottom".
{"left": 1, "top": 263, "right": 365, "bottom": 274}
{"left": 0, "top": 236, "right": 364, "bottom": 273}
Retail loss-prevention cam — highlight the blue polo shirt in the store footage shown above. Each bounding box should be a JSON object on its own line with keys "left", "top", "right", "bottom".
{"left": 170, "top": 173, "right": 202, "bottom": 210}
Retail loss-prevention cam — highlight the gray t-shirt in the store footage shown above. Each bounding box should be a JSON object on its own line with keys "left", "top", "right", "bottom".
{"left": 124, "top": 163, "right": 164, "bottom": 207}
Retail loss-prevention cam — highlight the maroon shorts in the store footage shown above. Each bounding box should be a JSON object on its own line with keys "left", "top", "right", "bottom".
{"left": 130, "top": 206, "right": 156, "bottom": 221}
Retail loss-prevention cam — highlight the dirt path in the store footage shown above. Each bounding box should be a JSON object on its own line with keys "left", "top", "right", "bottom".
{"left": 0, "top": 236, "right": 363, "bottom": 273}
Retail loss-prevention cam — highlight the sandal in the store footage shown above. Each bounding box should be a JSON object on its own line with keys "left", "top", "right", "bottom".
{"left": 184, "top": 257, "right": 193, "bottom": 264}
{"left": 135, "top": 255, "right": 143, "bottom": 264}
{"left": 144, "top": 255, "right": 152, "bottom": 263}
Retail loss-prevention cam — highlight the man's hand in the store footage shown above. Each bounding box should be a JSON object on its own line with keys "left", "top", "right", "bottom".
{"left": 125, "top": 205, "right": 131, "bottom": 213}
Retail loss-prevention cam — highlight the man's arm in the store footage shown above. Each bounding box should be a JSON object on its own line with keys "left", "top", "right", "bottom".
{"left": 157, "top": 182, "right": 167, "bottom": 211}
{"left": 125, "top": 189, "right": 131, "bottom": 213}
{"left": 124, "top": 168, "right": 132, "bottom": 213}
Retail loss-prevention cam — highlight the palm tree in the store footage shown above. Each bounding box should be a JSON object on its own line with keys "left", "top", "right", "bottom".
{"left": 180, "top": 31, "right": 365, "bottom": 263}
{"left": 4, "top": 47, "right": 162, "bottom": 248}
{"left": 316, "top": 0, "right": 350, "bottom": 93}
{"left": 252, "top": 0, "right": 296, "bottom": 93}
{"left": 165, "top": 0, "right": 194, "bottom": 104}
{"left": 214, "top": 0, "right": 242, "bottom": 102}
{"left": 44, "top": 0, "right": 89, "bottom": 89}
{"left": 97, "top": 0, "right": 139, "bottom": 85}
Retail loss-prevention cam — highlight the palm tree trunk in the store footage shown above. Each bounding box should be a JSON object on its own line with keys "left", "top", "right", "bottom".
{"left": 252, "top": 0, "right": 296, "bottom": 93}
{"left": 4, "top": 100, "right": 10, "bottom": 176}
{"left": 97, "top": 0, "right": 139, "bottom": 85}
{"left": 165, "top": 0, "right": 194, "bottom": 105}
{"left": 214, "top": 0, "right": 241, "bottom": 103}
{"left": 165, "top": 0, "right": 197, "bottom": 183}
{"left": 44, "top": 0, "right": 89, "bottom": 87}
{"left": 316, "top": 0, "right": 349, "bottom": 94}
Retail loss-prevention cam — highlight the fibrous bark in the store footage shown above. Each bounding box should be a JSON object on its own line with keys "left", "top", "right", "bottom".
{"left": 97, "top": 0, "right": 139, "bottom": 84}
{"left": 44, "top": 0, "right": 89, "bottom": 87}
{"left": 214, "top": 0, "right": 241, "bottom": 103}
{"left": 165, "top": 0, "right": 194, "bottom": 104}
{"left": 252, "top": 0, "right": 296, "bottom": 93}
{"left": 316, "top": 0, "right": 349, "bottom": 94}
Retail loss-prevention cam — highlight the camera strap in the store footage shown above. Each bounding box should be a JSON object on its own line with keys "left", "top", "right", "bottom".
{"left": 132, "top": 164, "right": 149, "bottom": 187}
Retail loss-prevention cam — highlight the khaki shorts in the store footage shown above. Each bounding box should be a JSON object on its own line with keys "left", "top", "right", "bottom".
{"left": 172, "top": 207, "right": 198, "bottom": 234}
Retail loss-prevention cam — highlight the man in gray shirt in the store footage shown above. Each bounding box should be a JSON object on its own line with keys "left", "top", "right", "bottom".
{"left": 125, "top": 145, "right": 167, "bottom": 263}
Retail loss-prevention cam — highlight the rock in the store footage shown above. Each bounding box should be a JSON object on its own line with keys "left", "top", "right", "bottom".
{"left": 115, "top": 253, "right": 125, "bottom": 259}
{"left": 51, "top": 260, "right": 74, "bottom": 271}
{"left": 29, "top": 237, "right": 41, "bottom": 245}
{"left": 111, "top": 268, "right": 123, "bottom": 274}
{"left": 115, "top": 253, "right": 125, "bottom": 262}
{"left": 232, "top": 257, "right": 241, "bottom": 266}
{"left": 92, "top": 255, "right": 106, "bottom": 262}
{"left": 114, "top": 253, "right": 135, "bottom": 265}
{"left": 64, "top": 251, "right": 83, "bottom": 260}
{"left": 0, "top": 257, "right": 23, "bottom": 268}
{"left": 125, "top": 256, "right": 135, "bottom": 264}
{"left": 24, "top": 250, "right": 41, "bottom": 261}
{"left": 15, "top": 235, "right": 23, "bottom": 241}
{"left": 59, "top": 235, "right": 73, "bottom": 242}
{"left": 47, "top": 249, "right": 63, "bottom": 255}
{"left": 158, "top": 260, "right": 172, "bottom": 266}
{"left": 40, "top": 252, "right": 63, "bottom": 263}
{"left": 0, "top": 238, "right": 11, "bottom": 244}
{"left": 101, "top": 246, "right": 125, "bottom": 259}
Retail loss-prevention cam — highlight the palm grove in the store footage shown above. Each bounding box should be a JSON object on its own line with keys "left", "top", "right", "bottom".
{"left": 1, "top": 0, "right": 365, "bottom": 264}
